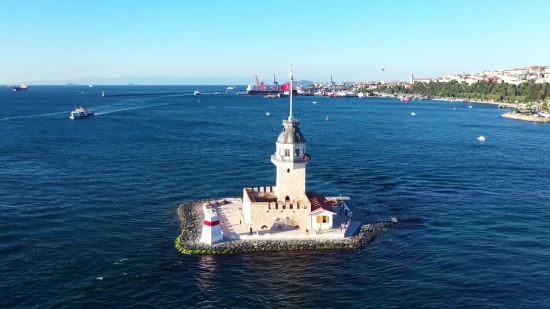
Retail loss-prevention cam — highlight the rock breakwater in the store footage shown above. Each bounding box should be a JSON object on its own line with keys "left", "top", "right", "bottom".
{"left": 175, "top": 200, "right": 394, "bottom": 255}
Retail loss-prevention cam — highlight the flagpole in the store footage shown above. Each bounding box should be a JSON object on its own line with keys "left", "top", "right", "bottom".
{"left": 289, "top": 64, "right": 293, "bottom": 121}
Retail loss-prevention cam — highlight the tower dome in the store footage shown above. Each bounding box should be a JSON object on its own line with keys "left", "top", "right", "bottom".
{"left": 277, "top": 120, "right": 306, "bottom": 144}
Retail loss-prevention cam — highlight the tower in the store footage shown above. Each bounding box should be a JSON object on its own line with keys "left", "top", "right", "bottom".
{"left": 410, "top": 73, "right": 414, "bottom": 84}
{"left": 270, "top": 65, "right": 310, "bottom": 203}
{"left": 200, "top": 204, "right": 223, "bottom": 244}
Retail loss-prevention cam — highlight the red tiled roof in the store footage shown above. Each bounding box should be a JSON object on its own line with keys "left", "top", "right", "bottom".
{"left": 306, "top": 191, "right": 336, "bottom": 214}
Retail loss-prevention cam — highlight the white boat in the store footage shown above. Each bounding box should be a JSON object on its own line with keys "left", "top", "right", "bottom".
{"left": 89, "top": 84, "right": 93, "bottom": 88}
{"left": 326, "top": 115, "right": 329, "bottom": 121}
{"left": 215, "top": 92, "right": 219, "bottom": 95}
{"left": 313, "top": 101, "right": 317, "bottom": 104}
{"left": 454, "top": 108, "right": 457, "bottom": 111}
{"left": 477, "top": 135, "right": 485, "bottom": 142}
{"left": 468, "top": 106, "right": 473, "bottom": 108}
{"left": 70, "top": 106, "right": 94, "bottom": 119}
{"left": 411, "top": 112, "right": 416, "bottom": 116}
{"left": 226, "top": 87, "right": 234, "bottom": 93}
{"left": 194, "top": 90, "right": 202, "bottom": 95}
{"left": 266, "top": 112, "right": 270, "bottom": 116}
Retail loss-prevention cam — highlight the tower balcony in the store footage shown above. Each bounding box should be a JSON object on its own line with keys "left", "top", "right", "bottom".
{"left": 271, "top": 153, "right": 311, "bottom": 164}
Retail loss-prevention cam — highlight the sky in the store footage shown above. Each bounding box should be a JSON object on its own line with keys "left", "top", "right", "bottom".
{"left": 1, "top": 0, "right": 549, "bottom": 84}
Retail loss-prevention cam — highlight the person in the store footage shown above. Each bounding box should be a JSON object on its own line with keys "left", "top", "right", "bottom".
{"left": 239, "top": 219, "right": 241, "bottom": 225}
{"left": 249, "top": 227, "right": 252, "bottom": 235}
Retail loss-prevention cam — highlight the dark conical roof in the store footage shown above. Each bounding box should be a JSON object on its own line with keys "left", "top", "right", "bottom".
{"left": 277, "top": 119, "right": 306, "bottom": 144}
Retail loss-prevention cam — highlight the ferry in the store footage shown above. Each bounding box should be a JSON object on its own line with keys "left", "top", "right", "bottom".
{"left": 194, "top": 90, "right": 202, "bottom": 95}
{"left": 70, "top": 106, "right": 94, "bottom": 119}
{"left": 13, "top": 85, "right": 28, "bottom": 91}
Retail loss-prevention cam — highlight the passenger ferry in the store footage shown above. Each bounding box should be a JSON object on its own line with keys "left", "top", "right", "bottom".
{"left": 70, "top": 106, "right": 94, "bottom": 119}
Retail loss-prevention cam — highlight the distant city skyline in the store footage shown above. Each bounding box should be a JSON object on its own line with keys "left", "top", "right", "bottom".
{"left": 1, "top": 0, "right": 549, "bottom": 84}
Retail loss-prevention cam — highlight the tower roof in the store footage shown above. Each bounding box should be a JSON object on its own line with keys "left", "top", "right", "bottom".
{"left": 277, "top": 119, "right": 306, "bottom": 144}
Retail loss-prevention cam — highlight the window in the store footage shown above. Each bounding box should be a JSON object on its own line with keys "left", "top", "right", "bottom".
{"left": 287, "top": 168, "right": 290, "bottom": 173}
{"left": 285, "top": 149, "right": 290, "bottom": 157}
{"left": 289, "top": 204, "right": 293, "bottom": 209}
{"left": 316, "top": 215, "right": 329, "bottom": 223}
{"left": 285, "top": 196, "right": 290, "bottom": 202}
{"left": 295, "top": 149, "right": 300, "bottom": 157}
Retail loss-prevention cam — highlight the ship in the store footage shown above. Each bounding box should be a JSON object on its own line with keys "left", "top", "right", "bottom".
{"left": 240, "top": 74, "right": 298, "bottom": 96}
{"left": 69, "top": 106, "right": 94, "bottom": 119}
{"left": 13, "top": 85, "right": 28, "bottom": 91}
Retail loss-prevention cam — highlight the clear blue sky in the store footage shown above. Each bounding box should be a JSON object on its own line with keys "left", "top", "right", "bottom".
{"left": 1, "top": 0, "right": 549, "bottom": 84}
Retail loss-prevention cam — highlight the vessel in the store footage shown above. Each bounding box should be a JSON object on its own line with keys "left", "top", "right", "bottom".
{"left": 242, "top": 74, "right": 298, "bottom": 96}
{"left": 69, "top": 106, "right": 94, "bottom": 119}
{"left": 13, "top": 85, "right": 28, "bottom": 91}
{"left": 194, "top": 90, "right": 202, "bottom": 95}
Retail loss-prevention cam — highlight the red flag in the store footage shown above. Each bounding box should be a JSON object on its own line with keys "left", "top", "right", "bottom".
{"left": 280, "top": 83, "right": 290, "bottom": 91}
{"left": 382, "top": 68, "right": 385, "bottom": 71}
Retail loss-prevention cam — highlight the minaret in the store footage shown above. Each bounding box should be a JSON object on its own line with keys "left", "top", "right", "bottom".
{"left": 410, "top": 73, "right": 414, "bottom": 84}
{"left": 270, "top": 65, "right": 310, "bottom": 203}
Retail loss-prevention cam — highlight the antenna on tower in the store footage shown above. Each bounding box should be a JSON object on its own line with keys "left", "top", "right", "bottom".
{"left": 289, "top": 64, "right": 294, "bottom": 121}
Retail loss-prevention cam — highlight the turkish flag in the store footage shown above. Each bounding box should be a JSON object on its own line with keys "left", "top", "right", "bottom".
{"left": 280, "top": 83, "right": 290, "bottom": 91}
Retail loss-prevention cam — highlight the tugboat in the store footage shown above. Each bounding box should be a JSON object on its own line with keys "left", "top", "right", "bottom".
{"left": 70, "top": 106, "right": 94, "bottom": 120}
{"left": 13, "top": 85, "right": 28, "bottom": 91}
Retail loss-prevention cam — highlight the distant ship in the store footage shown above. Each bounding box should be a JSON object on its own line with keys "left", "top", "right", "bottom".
{"left": 240, "top": 75, "right": 298, "bottom": 96}
{"left": 70, "top": 106, "right": 95, "bottom": 119}
{"left": 226, "top": 87, "right": 234, "bottom": 93}
{"left": 13, "top": 85, "right": 28, "bottom": 91}
{"left": 194, "top": 90, "right": 202, "bottom": 95}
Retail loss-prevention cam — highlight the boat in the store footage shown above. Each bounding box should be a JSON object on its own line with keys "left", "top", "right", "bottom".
{"left": 215, "top": 92, "right": 219, "bottom": 95}
{"left": 400, "top": 97, "right": 410, "bottom": 102}
{"left": 454, "top": 108, "right": 457, "bottom": 111}
{"left": 13, "top": 85, "right": 28, "bottom": 91}
{"left": 226, "top": 87, "right": 234, "bottom": 93}
{"left": 89, "top": 84, "right": 93, "bottom": 88}
{"left": 69, "top": 106, "right": 94, "bottom": 119}
{"left": 477, "top": 135, "right": 485, "bottom": 142}
{"left": 243, "top": 75, "right": 298, "bottom": 96}
{"left": 411, "top": 112, "right": 416, "bottom": 116}
{"left": 468, "top": 106, "right": 473, "bottom": 108}
{"left": 194, "top": 90, "right": 201, "bottom": 95}
{"left": 266, "top": 112, "right": 270, "bottom": 116}
{"left": 326, "top": 116, "right": 329, "bottom": 121}
{"left": 264, "top": 94, "right": 280, "bottom": 98}
{"left": 313, "top": 101, "right": 317, "bottom": 104}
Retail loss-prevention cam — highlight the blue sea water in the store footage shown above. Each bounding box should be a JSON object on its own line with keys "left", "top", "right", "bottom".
{"left": 1, "top": 85, "right": 550, "bottom": 308}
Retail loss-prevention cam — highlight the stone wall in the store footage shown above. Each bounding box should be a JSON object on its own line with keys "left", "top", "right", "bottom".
{"left": 175, "top": 199, "right": 393, "bottom": 255}
{"left": 249, "top": 200, "right": 310, "bottom": 231}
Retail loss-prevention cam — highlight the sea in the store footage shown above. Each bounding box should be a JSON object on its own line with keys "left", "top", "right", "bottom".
{"left": 1, "top": 85, "right": 549, "bottom": 308}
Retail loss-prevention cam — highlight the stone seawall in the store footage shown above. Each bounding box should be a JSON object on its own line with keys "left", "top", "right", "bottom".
{"left": 175, "top": 200, "right": 393, "bottom": 255}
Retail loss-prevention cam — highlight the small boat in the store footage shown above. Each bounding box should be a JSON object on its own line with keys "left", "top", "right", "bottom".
{"left": 13, "top": 85, "right": 28, "bottom": 92}
{"left": 326, "top": 116, "right": 329, "bottom": 121}
{"left": 313, "top": 101, "right": 317, "bottom": 104}
{"left": 477, "top": 135, "right": 485, "bottom": 142}
{"left": 89, "top": 84, "right": 93, "bottom": 88}
{"left": 226, "top": 87, "right": 234, "bottom": 93}
{"left": 194, "top": 90, "right": 202, "bottom": 95}
{"left": 468, "top": 106, "right": 473, "bottom": 108}
{"left": 266, "top": 112, "right": 270, "bottom": 116}
{"left": 411, "top": 112, "right": 416, "bottom": 116}
{"left": 454, "top": 108, "right": 457, "bottom": 111}
{"left": 215, "top": 92, "right": 219, "bottom": 95}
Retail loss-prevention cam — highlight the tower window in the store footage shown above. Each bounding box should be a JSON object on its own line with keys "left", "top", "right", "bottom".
{"left": 285, "top": 196, "right": 290, "bottom": 202}
{"left": 287, "top": 168, "right": 290, "bottom": 173}
{"left": 284, "top": 149, "right": 290, "bottom": 157}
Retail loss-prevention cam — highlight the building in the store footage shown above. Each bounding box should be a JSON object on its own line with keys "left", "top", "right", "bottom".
{"left": 242, "top": 67, "right": 340, "bottom": 232}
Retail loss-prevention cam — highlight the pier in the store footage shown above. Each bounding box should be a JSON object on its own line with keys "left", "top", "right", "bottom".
{"left": 100, "top": 90, "right": 244, "bottom": 98}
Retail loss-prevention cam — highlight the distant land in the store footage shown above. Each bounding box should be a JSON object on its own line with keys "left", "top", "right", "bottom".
{"left": 7, "top": 76, "right": 317, "bottom": 86}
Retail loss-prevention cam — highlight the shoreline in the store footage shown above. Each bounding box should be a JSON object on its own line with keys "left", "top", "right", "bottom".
{"left": 175, "top": 200, "right": 393, "bottom": 255}
{"left": 501, "top": 112, "right": 550, "bottom": 123}
{"left": 430, "top": 98, "right": 517, "bottom": 108}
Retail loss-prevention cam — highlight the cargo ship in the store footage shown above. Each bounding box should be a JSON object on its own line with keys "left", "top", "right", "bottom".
{"left": 13, "top": 85, "right": 28, "bottom": 91}
{"left": 238, "top": 74, "right": 298, "bottom": 96}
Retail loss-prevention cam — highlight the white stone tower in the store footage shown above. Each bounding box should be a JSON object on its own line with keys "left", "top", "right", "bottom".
{"left": 410, "top": 73, "right": 414, "bottom": 84}
{"left": 200, "top": 203, "right": 223, "bottom": 244}
{"left": 270, "top": 65, "right": 310, "bottom": 203}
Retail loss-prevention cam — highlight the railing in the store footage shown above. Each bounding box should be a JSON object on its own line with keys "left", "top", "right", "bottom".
{"left": 271, "top": 154, "right": 311, "bottom": 162}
